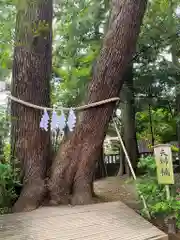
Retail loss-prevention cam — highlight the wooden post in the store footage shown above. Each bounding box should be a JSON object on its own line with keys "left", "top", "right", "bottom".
{"left": 168, "top": 217, "right": 177, "bottom": 235}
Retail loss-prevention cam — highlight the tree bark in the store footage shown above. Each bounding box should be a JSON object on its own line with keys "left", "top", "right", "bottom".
{"left": 48, "top": 0, "right": 147, "bottom": 206}
{"left": 121, "top": 64, "right": 139, "bottom": 176}
{"left": 11, "top": 0, "right": 52, "bottom": 212}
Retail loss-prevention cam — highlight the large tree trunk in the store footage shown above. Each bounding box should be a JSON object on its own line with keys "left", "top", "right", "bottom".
{"left": 121, "top": 64, "right": 139, "bottom": 176}
{"left": 48, "top": 0, "right": 147, "bottom": 206}
{"left": 11, "top": 0, "right": 52, "bottom": 212}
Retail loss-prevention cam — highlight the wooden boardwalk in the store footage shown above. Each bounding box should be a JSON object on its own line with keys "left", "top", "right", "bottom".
{"left": 0, "top": 201, "right": 168, "bottom": 240}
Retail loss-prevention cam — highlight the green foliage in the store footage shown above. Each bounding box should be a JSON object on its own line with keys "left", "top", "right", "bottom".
{"left": 0, "top": 110, "right": 18, "bottom": 214}
{"left": 0, "top": 163, "right": 20, "bottom": 214}
{"left": 137, "top": 156, "right": 157, "bottom": 175}
{"left": 52, "top": 0, "right": 108, "bottom": 107}
{"left": 32, "top": 20, "right": 50, "bottom": 38}
{"left": 3, "top": 143, "right": 11, "bottom": 163}
{"left": 134, "top": 0, "right": 180, "bottom": 147}
{"left": 136, "top": 156, "right": 180, "bottom": 228}
{"left": 0, "top": 0, "right": 15, "bottom": 78}
{"left": 171, "top": 145, "right": 179, "bottom": 152}
{"left": 136, "top": 108, "right": 176, "bottom": 143}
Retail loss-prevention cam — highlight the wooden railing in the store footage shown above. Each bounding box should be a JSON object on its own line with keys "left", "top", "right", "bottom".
{"left": 104, "top": 154, "right": 120, "bottom": 164}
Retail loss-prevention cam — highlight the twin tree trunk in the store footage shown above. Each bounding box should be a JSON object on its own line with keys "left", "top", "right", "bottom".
{"left": 12, "top": 0, "right": 147, "bottom": 211}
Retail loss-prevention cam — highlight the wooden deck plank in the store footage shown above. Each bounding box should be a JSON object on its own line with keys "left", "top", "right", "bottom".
{"left": 0, "top": 201, "right": 168, "bottom": 240}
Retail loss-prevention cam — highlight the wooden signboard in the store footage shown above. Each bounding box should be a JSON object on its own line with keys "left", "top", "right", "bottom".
{"left": 154, "top": 144, "right": 174, "bottom": 185}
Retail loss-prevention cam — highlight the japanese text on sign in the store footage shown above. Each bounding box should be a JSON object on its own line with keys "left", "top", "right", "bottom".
{"left": 160, "top": 149, "right": 170, "bottom": 176}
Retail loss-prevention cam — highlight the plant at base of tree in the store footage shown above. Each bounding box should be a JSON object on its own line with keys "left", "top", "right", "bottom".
{"left": 136, "top": 156, "right": 180, "bottom": 229}
{"left": 0, "top": 162, "right": 20, "bottom": 214}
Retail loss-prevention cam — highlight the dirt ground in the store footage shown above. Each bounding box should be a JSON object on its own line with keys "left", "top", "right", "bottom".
{"left": 94, "top": 175, "right": 139, "bottom": 209}
{"left": 94, "top": 176, "right": 180, "bottom": 240}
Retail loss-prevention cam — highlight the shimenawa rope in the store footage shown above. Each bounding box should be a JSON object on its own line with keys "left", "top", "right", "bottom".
{"left": 7, "top": 94, "right": 120, "bottom": 111}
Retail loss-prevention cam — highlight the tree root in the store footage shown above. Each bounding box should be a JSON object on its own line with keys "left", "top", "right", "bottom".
{"left": 71, "top": 176, "right": 94, "bottom": 205}
{"left": 13, "top": 179, "right": 46, "bottom": 212}
{"left": 71, "top": 191, "right": 94, "bottom": 205}
{"left": 48, "top": 176, "right": 71, "bottom": 205}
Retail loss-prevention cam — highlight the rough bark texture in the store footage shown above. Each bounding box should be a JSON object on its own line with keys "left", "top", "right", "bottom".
{"left": 121, "top": 64, "right": 139, "bottom": 176}
{"left": 11, "top": 0, "right": 52, "bottom": 212}
{"left": 48, "top": 0, "right": 147, "bottom": 205}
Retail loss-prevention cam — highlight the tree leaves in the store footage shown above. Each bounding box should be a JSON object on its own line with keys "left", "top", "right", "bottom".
{"left": 0, "top": 0, "right": 15, "bottom": 79}
{"left": 52, "top": 0, "right": 105, "bottom": 107}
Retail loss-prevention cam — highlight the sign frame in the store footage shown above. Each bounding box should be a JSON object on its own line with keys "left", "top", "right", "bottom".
{"left": 154, "top": 144, "right": 174, "bottom": 185}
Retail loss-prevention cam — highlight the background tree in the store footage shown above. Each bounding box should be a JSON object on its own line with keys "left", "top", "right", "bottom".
{"left": 120, "top": 64, "right": 139, "bottom": 175}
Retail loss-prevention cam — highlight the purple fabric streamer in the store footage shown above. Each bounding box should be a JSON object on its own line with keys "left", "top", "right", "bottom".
{"left": 51, "top": 110, "right": 58, "bottom": 130}
{"left": 57, "top": 110, "right": 66, "bottom": 131}
{"left": 40, "top": 109, "right": 49, "bottom": 131}
{"left": 67, "top": 108, "right": 76, "bottom": 131}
